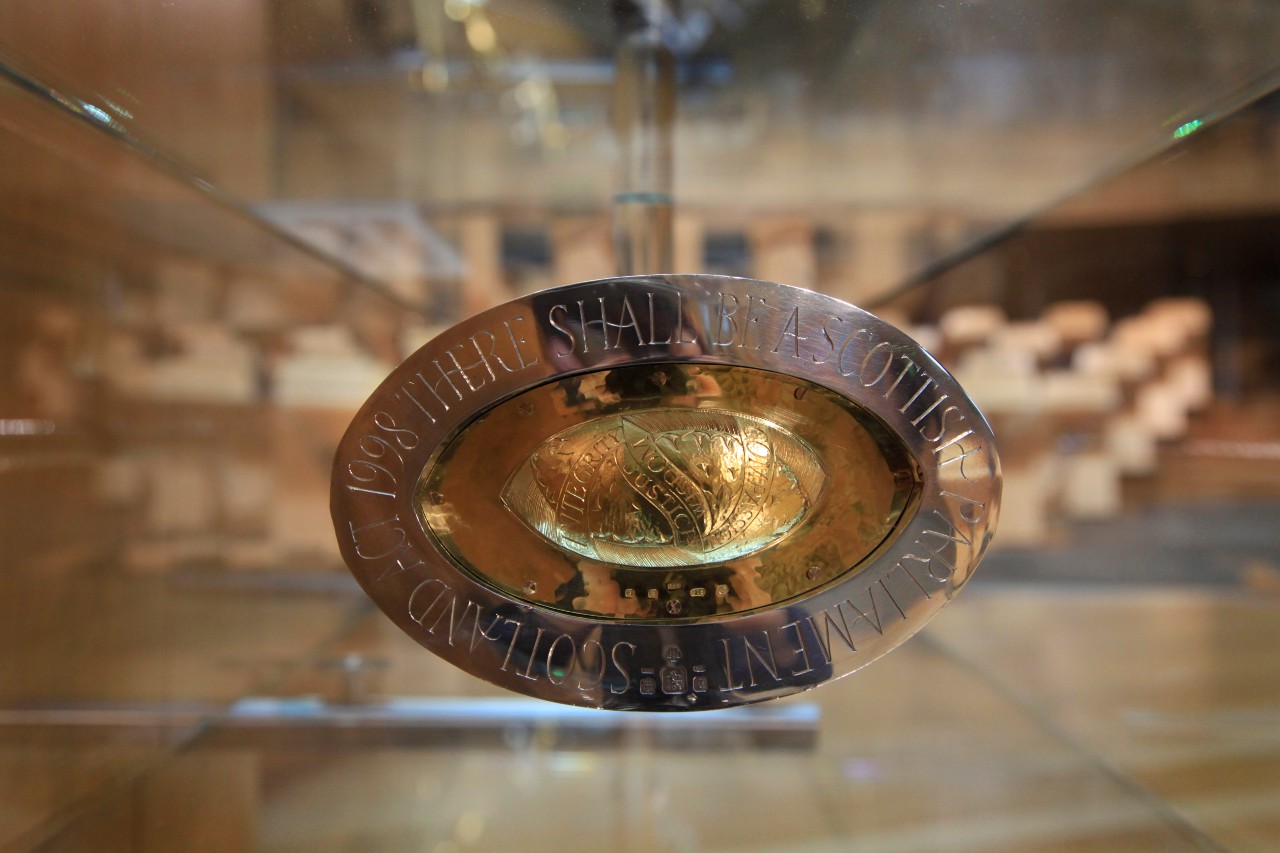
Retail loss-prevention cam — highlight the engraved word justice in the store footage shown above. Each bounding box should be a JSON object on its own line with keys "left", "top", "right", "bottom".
{"left": 502, "top": 409, "right": 826, "bottom": 568}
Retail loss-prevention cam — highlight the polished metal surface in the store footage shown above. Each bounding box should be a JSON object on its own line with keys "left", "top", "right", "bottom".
{"left": 8, "top": 1, "right": 1280, "bottom": 847}
{"left": 332, "top": 274, "right": 1001, "bottom": 710}
{"left": 499, "top": 407, "right": 828, "bottom": 569}
{"left": 421, "top": 363, "right": 918, "bottom": 623}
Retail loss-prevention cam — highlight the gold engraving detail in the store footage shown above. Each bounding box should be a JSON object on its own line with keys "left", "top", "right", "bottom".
{"left": 502, "top": 410, "right": 826, "bottom": 567}
{"left": 418, "top": 363, "right": 919, "bottom": 622}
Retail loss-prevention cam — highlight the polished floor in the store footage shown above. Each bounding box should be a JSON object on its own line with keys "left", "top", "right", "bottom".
{"left": 2, "top": 572, "right": 1277, "bottom": 852}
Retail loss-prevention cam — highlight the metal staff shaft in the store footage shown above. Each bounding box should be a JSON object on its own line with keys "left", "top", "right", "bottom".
{"left": 612, "top": 8, "right": 675, "bottom": 276}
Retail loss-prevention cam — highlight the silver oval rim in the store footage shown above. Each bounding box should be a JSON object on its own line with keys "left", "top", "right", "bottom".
{"left": 331, "top": 275, "right": 1002, "bottom": 711}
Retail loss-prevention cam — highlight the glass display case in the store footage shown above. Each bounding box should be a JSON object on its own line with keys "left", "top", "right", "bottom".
{"left": 1, "top": 1, "right": 1279, "bottom": 850}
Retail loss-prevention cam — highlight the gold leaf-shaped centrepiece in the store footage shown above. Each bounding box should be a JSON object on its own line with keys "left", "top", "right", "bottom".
{"left": 417, "top": 363, "right": 920, "bottom": 623}
{"left": 502, "top": 409, "right": 826, "bottom": 568}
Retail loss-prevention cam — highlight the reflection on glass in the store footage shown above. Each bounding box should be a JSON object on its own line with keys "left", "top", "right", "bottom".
{"left": 2, "top": 1, "right": 1280, "bottom": 848}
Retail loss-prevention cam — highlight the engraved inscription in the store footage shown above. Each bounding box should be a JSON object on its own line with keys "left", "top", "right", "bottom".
{"left": 501, "top": 409, "right": 827, "bottom": 568}
{"left": 335, "top": 277, "right": 1001, "bottom": 709}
